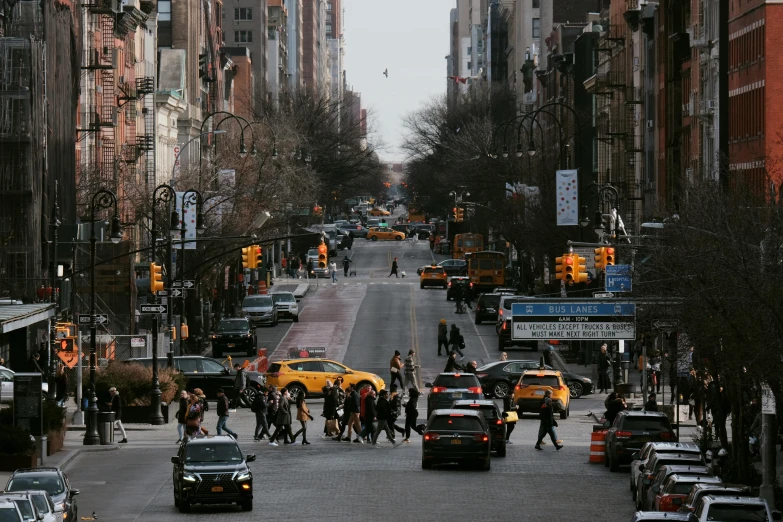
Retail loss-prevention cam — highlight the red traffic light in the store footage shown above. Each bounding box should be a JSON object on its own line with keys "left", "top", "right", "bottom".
{"left": 318, "top": 243, "right": 327, "bottom": 254}
{"left": 606, "top": 247, "right": 615, "bottom": 255}
{"left": 565, "top": 257, "right": 573, "bottom": 265}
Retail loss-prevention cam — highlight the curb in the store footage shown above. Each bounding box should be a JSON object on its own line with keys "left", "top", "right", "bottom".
{"left": 58, "top": 445, "right": 120, "bottom": 471}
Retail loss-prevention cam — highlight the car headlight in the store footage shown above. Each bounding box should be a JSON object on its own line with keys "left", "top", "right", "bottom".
{"left": 583, "top": 378, "right": 592, "bottom": 383}
{"left": 236, "top": 471, "right": 251, "bottom": 481}
{"left": 183, "top": 473, "right": 198, "bottom": 482}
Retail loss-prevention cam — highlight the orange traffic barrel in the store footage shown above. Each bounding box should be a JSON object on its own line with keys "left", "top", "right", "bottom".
{"left": 258, "top": 281, "right": 268, "bottom": 295}
{"left": 589, "top": 430, "right": 607, "bottom": 464}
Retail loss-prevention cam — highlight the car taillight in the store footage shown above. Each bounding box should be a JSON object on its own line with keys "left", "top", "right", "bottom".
{"left": 496, "top": 419, "right": 502, "bottom": 425}
{"left": 268, "top": 372, "right": 281, "bottom": 378}
{"left": 615, "top": 431, "right": 633, "bottom": 439}
{"left": 515, "top": 384, "right": 529, "bottom": 390}
{"left": 557, "top": 385, "right": 565, "bottom": 390}
{"left": 659, "top": 431, "right": 674, "bottom": 440}
{"left": 468, "top": 387, "right": 482, "bottom": 394}
{"left": 431, "top": 386, "right": 448, "bottom": 393}
{"left": 498, "top": 309, "right": 503, "bottom": 316}
{"left": 502, "top": 322, "right": 507, "bottom": 330}
{"left": 424, "top": 433, "right": 440, "bottom": 441}
{"left": 473, "top": 434, "right": 489, "bottom": 442}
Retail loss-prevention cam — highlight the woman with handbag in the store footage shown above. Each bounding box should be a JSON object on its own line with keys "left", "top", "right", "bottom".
{"left": 291, "top": 391, "right": 313, "bottom": 445}
{"left": 175, "top": 390, "right": 188, "bottom": 443}
{"left": 502, "top": 395, "right": 519, "bottom": 444}
{"left": 184, "top": 394, "right": 202, "bottom": 441}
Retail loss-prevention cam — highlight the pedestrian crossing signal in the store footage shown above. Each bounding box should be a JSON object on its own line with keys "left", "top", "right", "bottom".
{"left": 318, "top": 242, "right": 328, "bottom": 269}
{"left": 58, "top": 337, "right": 75, "bottom": 352}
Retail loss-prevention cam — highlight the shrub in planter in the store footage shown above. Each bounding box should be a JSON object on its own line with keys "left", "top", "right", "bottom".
{"left": 0, "top": 425, "right": 36, "bottom": 456}
{"left": 43, "top": 402, "right": 67, "bottom": 434}
{"left": 94, "top": 362, "right": 185, "bottom": 406}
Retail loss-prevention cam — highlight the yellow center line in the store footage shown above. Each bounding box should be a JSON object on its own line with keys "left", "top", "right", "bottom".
{"left": 410, "top": 284, "right": 423, "bottom": 389}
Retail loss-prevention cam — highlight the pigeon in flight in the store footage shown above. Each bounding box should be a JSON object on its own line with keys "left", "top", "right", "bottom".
{"left": 383, "top": 68, "right": 388, "bottom": 78}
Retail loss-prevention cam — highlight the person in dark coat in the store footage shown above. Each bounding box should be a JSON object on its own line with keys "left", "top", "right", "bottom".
{"left": 606, "top": 393, "right": 627, "bottom": 424}
{"left": 358, "top": 390, "right": 377, "bottom": 441}
{"left": 176, "top": 390, "right": 189, "bottom": 443}
{"left": 108, "top": 386, "right": 128, "bottom": 443}
{"left": 503, "top": 394, "right": 519, "bottom": 444}
{"left": 437, "top": 319, "right": 448, "bottom": 356}
{"left": 449, "top": 324, "right": 465, "bottom": 359}
{"left": 464, "top": 361, "right": 478, "bottom": 374}
{"left": 334, "top": 383, "right": 362, "bottom": 442}
{"left": 644, "top": 393, "right": 659, "bottom": 412}
{"left": 269, "top": 390, "right": 293, "bottom": 445}
{"left": 322, "top": 380, "right": 337, "bottom": 436}
{"left": 597, "top": 344, "right": 612, "bottom": 393}
{"left": 535, "top": 390, "right": 561, "bottom": 450}
{"left": 444, "top": 352, "right": 464, "bottom": 373}
{"left": 252, "top": 387, "right": 271, "bottom": 441}
{"left": 403, "top": 388, "right": 424, "bottom": 442}
{"left": 231, "top": 363, "right": 246, "bottom": 409}
{"left": 215, "top": 389, "right": 238, "bottom": 439}
{"left": 389, "top": 257, "right": 399, "bottom": 278}
{"left": 54, "top": 363, "right": 68, "bottom": 407}
{"left": 372, "top": 390, "right": 397, "bottom": 445}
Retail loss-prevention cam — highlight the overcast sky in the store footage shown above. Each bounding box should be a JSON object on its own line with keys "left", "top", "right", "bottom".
{"left": 343, "top": 0, "right": 454, "bottom": 162}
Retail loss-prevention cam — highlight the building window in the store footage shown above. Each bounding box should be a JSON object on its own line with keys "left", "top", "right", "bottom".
{"left": 532, "top": 18, "right": 541, "bottom": 38}
{"left": 327, "top": 1, "right": 332, "bottom": 10}
{"left": 326, "top": 23, "right": 332, "bottom": 34}
{"left": 235, "top": 8, "right": 252, "bottom": 20}
{"left": 467, "top": 61, "right": 472, "bottom": 69}
{"left": 235, "top": 30, "right": 252, "bottom": 43}
{"left": 467, "top": 46, "right": 472, "bottom": 55}
{"left": 158, "top": 0, "right": 171, "bottom": 21}
{"left": 532, "top": 0, "right": 539, "bottom": 7}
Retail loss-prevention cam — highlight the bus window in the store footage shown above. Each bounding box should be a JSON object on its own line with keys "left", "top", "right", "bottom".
{"left": 479, "top": 259, "right": 494, "bottom": 270}
{"left": 457, "top": 239, "right": 463, "bottom": 247}
{"left": 495, "top": 259, "right": 504, "bottom": 269}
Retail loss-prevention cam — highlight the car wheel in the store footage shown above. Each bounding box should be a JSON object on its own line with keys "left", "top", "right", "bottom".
{"left": 475, "top": 316, "right": 481, "bottom": 325}
{"left": 481, "top": 458, "right": 491, "bottom": 471}
{"left": 395, "top": 236, "right": 402, "bottom": 241}
{"left": 293, "top": 315, "right": 299, "bottom": 323}
{"left": 242, "top": 387, "right": 258, "bottom": 407}
{"left": 492, "top": 381, "right": 511, "bottom": 398}
{"left": 421, "top": 459, "right": 432, "bottom": 470}
{"left": 178, "top": 500, "right": 190, "bottom": 513}
{"left": 420, "top": 283, "right": 424, "bottom": 289}
{"left": 568, "top": 381, "right": 584, "bottom": 399}
{"left": 241, "top": 499, "right": 253, "bottom": 511}
{"left": 560, "top": 406, "right": 569, "bottom": 420}
{"left": 496, "top": 441, "right": 507, "bottom": 457}
{"left": 371, "top": 236, "right": 378, "bottom": 241}
{"left": 609, "top": 453, "right": 619, "bottom": 472}
{"left": 287, "top": 384, "right": 306, "bottom": 402}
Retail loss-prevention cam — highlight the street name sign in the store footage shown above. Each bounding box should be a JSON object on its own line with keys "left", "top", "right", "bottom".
{"left": 605, "top": 264, "right": 632, "bottom": 292}
{"left": 511, "top": 299, "right": 636, "bottom": 341}
{"left": 140, "top": 304, "right": 168, "bottom": 314}
{"left": 172, "top": 280, "right": 195, "bottom": 289}
{"left": 78, "top": 314, "right": 108, "bottom": 325}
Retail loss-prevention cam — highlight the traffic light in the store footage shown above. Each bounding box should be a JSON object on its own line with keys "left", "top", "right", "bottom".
{"left": 453, "top": 207, "right": 458, "bottom": 220}
{"left": 254, "top": 245, "right": 263, "bottom": 269}
{"left": 604, "top": 247, "right": 615, "bottom": 266}
{"left": 574, "top": 256, "right": 588, "bottom": 283}
{"left": 594, "top": 247, "right": 606, "bottom": 271}
{"left": 317, "top": 242, "right": 328, "bottom": 268}
{"left": 555, "top": 253, "right": 575, "bottom": 283}
{"left": 57, "top": 337, "right": 75, "bottom": 353}
{"left": 456, "top": 208, "right": 464, "bottom": 222}
{"left": 241, "top": 247, "right": 253, "bottom": 269}
{"left": 150, "top": 262, "right": 164, "bottom": 292}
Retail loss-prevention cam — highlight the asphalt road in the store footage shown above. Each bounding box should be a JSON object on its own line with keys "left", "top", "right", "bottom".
{"left": 60, "top": 236, "right": 637, "bottom": 522}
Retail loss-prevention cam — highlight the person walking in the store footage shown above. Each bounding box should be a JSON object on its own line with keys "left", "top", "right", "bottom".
{"left": 644, "top": 392, "right": 659, "bottom": 412}
{"left": 334, "top": 383, "right": 362, "bottom": 442}
{"left": 429, "top": 234, "right": 435, "bottom": 251}
{"left": 306, "top": 258, "right": 314, "bottom": 279}
{"left": 372, "top": 390, "right": 397, "bottom": 446}
{"left": 388, "top": 386, "right": 406, "bottom": 438}
{"left": 252, "top": 387, "right": 272, "bottom": 441}
{"left": 503, "top": 394, "right": 519, "bottom": 444}
{"left": 389, "top": 350, "right": 404, "bottom": 390}
{"left": 291, "top": 391, "right": 313, "bottom": 445}
{"left": 449, "top": 324, "right": 465, "bottom": 359}
{"left": 403, "top": 389, "right": 424, "bottom": 443}
{"left": 267, "top": 385, "right": 280, "bottom": 432}
{"left": 358, "top": 389, "right": 377, "bottom": 442}
{"left": 184, "top": 394, "right": 203, "bottom": 440}
{"left": 453, "top": 283, "right": 464, "bottom": 314}
{"left": 215, "top": 389, "right": 238, "bottom": 439}
{"left": 403, "top": 350, "right": 419, "bottom": 394}
{"left": 54, "top": 363, "right": 68, "bottom": 407}
{"left": 597, "top": 344, "right": 612, "bottom": 393}
{"left": 322, "top": 380, "right": 338, "bottom": 438}
{"left": 444, "top": 352, "right": 464, "bottom": 373}
{"left": 194, "top": 388, "right": 208, "bottom": 426}
{"left": 342, "top": 256, "right": 352, "bottom": 277}
{"left": 534, "top": 390, "right": 562, "bottom": 450}
{"left": 108, "top": 387, "right": 128, "bottom": 443}
{"left": 437, "top": 319, "right": 449, "bottom": 356}
{"left": 281, "top": 256, "right": 288, "bottom": 278}
{"left": 231, "top": 363, "right": 246, "bottom": 411}
{"left": 389, "top": 257, "right": 399, "bottom": 278}
{"left": 269, "top": 390, "right": 294, "bottom": 445}
{"left": 330, "top": 260, "right": 338, "bottom": 283}
{"left": 176, "top": 390, "right": 189, "bottom": 443}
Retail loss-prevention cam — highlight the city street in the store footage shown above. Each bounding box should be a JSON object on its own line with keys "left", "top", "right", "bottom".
{"left": 56, "top": 237, "right": 637, "bottom": 522}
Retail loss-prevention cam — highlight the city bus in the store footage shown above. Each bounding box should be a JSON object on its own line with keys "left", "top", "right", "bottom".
{"left": 452, "top": 233, "right": 484, "bottom": 259}
{"left": 465, "top": 251, "right": 506, "bottom": 291}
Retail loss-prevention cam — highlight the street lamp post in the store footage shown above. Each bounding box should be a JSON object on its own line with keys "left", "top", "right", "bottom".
{"left": 178, "top": 190, "right": 206, "bottom": 354}
{"left": 48, "top": 181, "right": 60, "bottom": 401}
{"left": 84, "top": 189, "right": 123, "bottom": 446}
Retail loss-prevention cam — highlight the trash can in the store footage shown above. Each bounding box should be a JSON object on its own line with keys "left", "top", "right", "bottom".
{"left": 98, "top": 411, "right": 115, "bottom": 445}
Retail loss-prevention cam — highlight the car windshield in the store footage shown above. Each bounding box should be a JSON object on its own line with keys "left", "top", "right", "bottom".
{"left": 521, "top": 374, "right": 560, "bottom": 387}
{"left": 243, "top": 296, "right": 273, "bottom": 308}
{"left": 0, "top": 507, "right": 23, "bottom": 522}
{"left": 272, "top": 294, "right": 296, "bottom": 303}
{"left": 12, "top": 500, "right": 33, "bottom": 519}
{"left": 433, "top": 375, "right": 480, "bottom": 388}
{"left": 706, "top": 504, "right": 767, "bottom": 521}
{"left": 457, "top": 405, "right": 498, "bottom": 420}
{"left": 423, "top": 267, "right": 443, "bottom": 274}
{"left": 7, "top": 474, "right": 65, "bottom": 496}
{"left": 217, "top": 320, "right": 248, "bottom": 331}
{"left": 185, "top": 443, "right": 243, "bottom": 463}
{"left": 622, "top": 417, "right": 672, "bottom": 431}
{"left": 429, "top": 416, "right": 483, "bottom": 431}
{"left": 478, "top": 295, "right": 501, "bottom": 307}
{"left": 30, "top": 495, "right": 49, "bottom": 513}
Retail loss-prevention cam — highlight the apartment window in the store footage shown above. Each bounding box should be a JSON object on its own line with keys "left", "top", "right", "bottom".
{"left": 235, "top": 30, "right": 252, "bottom": 43}
{"left": 467, "top": 61, "right": 472, "bottom": 69}
{"left": 234, "top": 7, "right": 252, "bottom": 20}
{"left": 467, "top": 46, "right": 472, "bottom": 55}
{"left": 158, "top": 0, "right": 171, "bottom": 21}
{"left": 532, "top": 18, "right": 541, "bottom": 38}
{"left": 326, "top": 23, "right": 332, "bottom": 34}
{"left": 327, "top": 1, "right": 332, "bottom": 10}
{"left": 533, "top": 0, "right": 539, "bottom": 7}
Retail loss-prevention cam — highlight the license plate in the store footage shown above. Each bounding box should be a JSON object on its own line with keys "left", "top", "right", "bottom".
{"left": 227, "top": 343, "right": 235, "bottom": 348}
{"left": 487, "top": 308, "right": 496, "bottom": 313}
{"left": 429, "top": 275, "right": 438, "bottom": 278}
{"left": 534, "top": 390, "right": 545, "bottom": 395}
{"left": 451, "top": 439, "right": 462, "bottom": 445}
{"left": 211, "top": 486, "right": 223, "bottom": 492}
{"left": 452, "top": 392, "right": 462, "bottom": 398}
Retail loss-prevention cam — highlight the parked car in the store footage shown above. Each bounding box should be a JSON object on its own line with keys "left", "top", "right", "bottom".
{"left": 210, "top": 318, "right": 256, "bottom": 358}
{"left": 636, "top": 460, "right": 710, "bottom": 511}
{"left": 689, "top": 496, "right": 782, "bottom": 522}
{"left": 677, "top": 484, "right": 753, "bottom": 514}
{"left": 417, "top": 259, "right": 467, "bottom": 276}
{"left": 630, "top": 442, "right": 702, "bottom": 499}
{"left": 0, "top": 492, "right": 41, "bottom": 522}
{"left": 606, "top": 410, "right": 677, "bottom": 472}
{"left": 425, "top": 373, "right": 483, "bottom": 417}
{"left": 451, "top": 399, "right": 506, "bottom": 456}
{"left": 0, "top": 500, "right": 23, "bottom": 522}
{"left": 0, "top": 366, "right": 49, "bottom": 404}
{"left": 0, "top": 490, "right": 60, "bottom": 522}
{"left": 652, "top": 474, "right": 722, "bottom": 512}
{"left": 171, "top": 435, "right": 255, "bottom": 512}
{"left": 270, "top": 292, "right": 299, "bottom": 322}
{"left": 5, "top": 468, "right": 79, "bottom": 522}
{"left": 125, "top": 356, "right": 265, "bottom": 404}
{"left": 421, "top": 409, "right": 491, "bottom": 470}
{"left": 475, "top": 360, "right": 592, "bottom": 399}
{"left": 338, "top": 223, "right": 368, "bottom": 238}
{"left": 241, "top": 295, "right": 279, "bottom": 327}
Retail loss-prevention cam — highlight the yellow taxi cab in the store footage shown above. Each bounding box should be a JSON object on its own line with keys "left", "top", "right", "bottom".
{"left": 264, "top": 358, "right": 385, "bottom": 401}
{"left": 420, "top": 265, "right": 448, "bottom": 289}
{"left": 368, "top": 207, "right": 390, "bottom": 216}
{"left": 366, "top": 227, "right": 405, "bottom": 241}
{"left": 512, "top": 369, "right": 571, "bottom": 419}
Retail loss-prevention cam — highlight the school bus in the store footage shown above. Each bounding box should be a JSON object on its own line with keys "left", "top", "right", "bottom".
{"left": 465, "top": 251, "right": 506, "bottom": 291}
{"left": 452, "top": 233, "right": 484, "bottom": 259}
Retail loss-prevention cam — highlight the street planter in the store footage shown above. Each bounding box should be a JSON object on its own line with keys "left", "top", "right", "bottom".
{"left": 47, "top": 428, "right": 65, "bottom": 455}
{"left": 121, "top": 402, "right": 174, "bottom": 424}
{"left": 0, "top": 454, "right": 37, "bottom": 471}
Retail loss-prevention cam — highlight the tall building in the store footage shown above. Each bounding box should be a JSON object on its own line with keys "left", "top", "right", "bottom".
{"left": 221, "top": 0, "right": 268, "bottom": 111}
{"left": 287, "top": 0, "right": 303, "bottom": 90}
{"left": 327, "top": 0, "right": 344, "bottom": 102}
{"left": 302, "top": 0, "right": 329, "bottom": 95}
{"left": 267, "top": 0, "right": 289, "bottom": 106}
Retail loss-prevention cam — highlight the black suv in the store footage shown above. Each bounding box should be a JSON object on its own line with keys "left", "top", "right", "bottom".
{"left": 496, "top": 295, "right": 538, "bottom": 351}
{"left": 446, "top": 276, "right": 472, "bottom": 301}
{"left": 5, "top": 467, "right": 79, "bottom": 521}
{"left": 605, "top": 410, "right": 677, "bottom": 471}
{"left": 425, "top": 373, "right": 483, "bottom": 417}
{"left": 451, "top": 399, "right": 506, "bottom": 456}
{"left": 125, "top": 356, "right": 264, "bottom": 403}
{"left": 211, "top": 318, "right": 256, "bottom": 358}
{"left": 422, "top": 409, "right": 491, "bottom": 470}
{"left": 171, "top": 436, "right": 255, "bottom": 512}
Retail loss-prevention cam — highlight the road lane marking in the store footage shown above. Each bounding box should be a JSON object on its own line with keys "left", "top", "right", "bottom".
{"left": 469, "top": 309, "right": 492, "bottom": 362}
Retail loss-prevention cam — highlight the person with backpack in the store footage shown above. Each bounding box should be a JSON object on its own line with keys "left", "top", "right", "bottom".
{"left": 252, "top": 387, "right": 271, "bottom": 441}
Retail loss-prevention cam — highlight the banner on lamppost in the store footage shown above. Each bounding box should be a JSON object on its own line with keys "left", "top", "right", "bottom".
{"left": 174, "top": 192, "right": 197, "bottom": 250}
{"left": 556, "top": 169, "right": 579, "bottom": 226}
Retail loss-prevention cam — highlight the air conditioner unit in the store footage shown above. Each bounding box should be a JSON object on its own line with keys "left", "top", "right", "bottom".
{"left": 647, "top": 120, "right": 654, "bottom": 129}
{"left": 706, "top": 100, "right": 716, "bottom": 111}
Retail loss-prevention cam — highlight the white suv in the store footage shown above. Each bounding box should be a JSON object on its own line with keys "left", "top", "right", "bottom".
{"left": 271, "top": 292, "right": 300, "bottom": 323}
{"left": 693, "top": 495, "right": 782, "bottom": 522}
{"left": 0, "top": 499, "right": 24, "bottom": 522}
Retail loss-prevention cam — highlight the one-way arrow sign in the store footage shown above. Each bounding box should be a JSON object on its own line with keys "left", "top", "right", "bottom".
{"left": 140, "top": 304, "right": 168, "bottom": 314}
{"left": 172, "top": 280, "right": 195, "bottom": 289}
{"left": 170, "top": 289, "right": 183, "bottom": 298}
{"left": 78, "top": 314, "right": 109, "bottom": 325}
